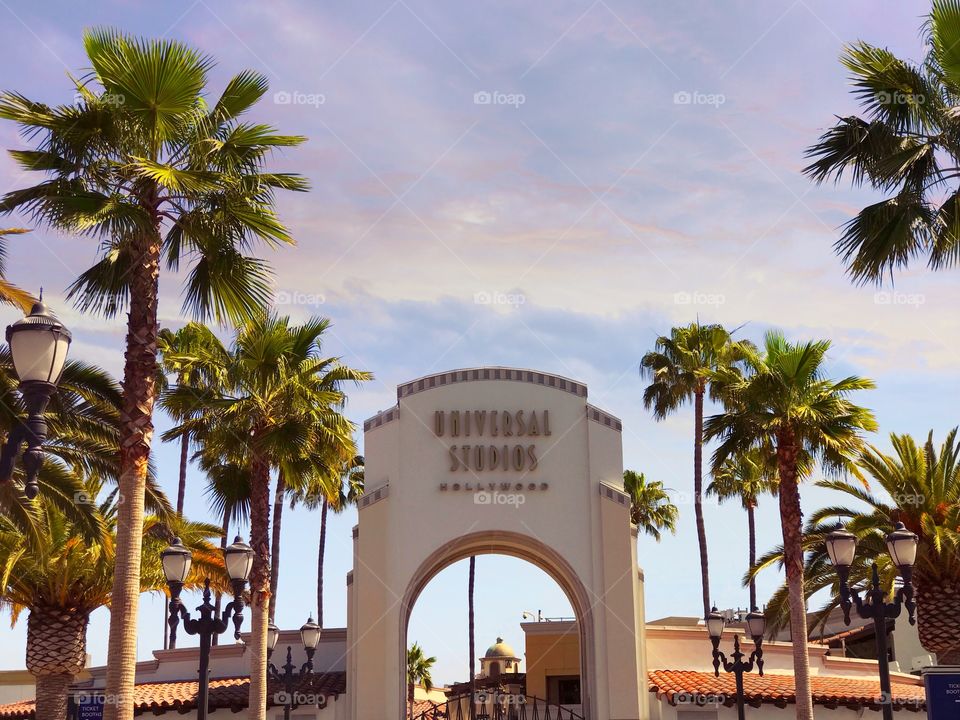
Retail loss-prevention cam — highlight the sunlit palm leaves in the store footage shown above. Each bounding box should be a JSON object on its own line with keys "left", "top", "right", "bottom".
{"left": 805, "top": 0, "right": 960, "bottom": 281}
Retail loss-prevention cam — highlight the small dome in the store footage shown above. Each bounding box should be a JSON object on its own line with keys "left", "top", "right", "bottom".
{"left": 484, "top": 637, "right": 516, "bottom": 659}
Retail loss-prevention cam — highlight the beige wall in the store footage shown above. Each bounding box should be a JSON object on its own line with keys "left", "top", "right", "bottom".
{"left": 523, "top": 621, "right": 581, "bottom": 699}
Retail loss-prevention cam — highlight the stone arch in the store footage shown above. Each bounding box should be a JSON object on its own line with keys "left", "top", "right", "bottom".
{"left": 399, "top": 530, "right": 598, "bottom": 717}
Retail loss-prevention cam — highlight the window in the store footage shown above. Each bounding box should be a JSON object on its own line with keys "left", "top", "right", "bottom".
{"left": 489, "top": 661, "right": 501, "bottom": 678}
{"left": 546, "top": 675, "right": 581, "bottom": 705}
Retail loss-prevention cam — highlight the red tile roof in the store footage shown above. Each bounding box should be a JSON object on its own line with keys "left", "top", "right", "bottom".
{"left": 409, "top": 698, "right": 443, "bottom": 718}
{"left": 0, "top": 672, "right": 346, "bottom": 719}
{"left": 648, "top": 669, "right": 926, "bottom": 712}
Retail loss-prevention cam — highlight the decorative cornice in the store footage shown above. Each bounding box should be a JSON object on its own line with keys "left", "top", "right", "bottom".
{"left": 397, "top": 367, "right": 588, "bottom": 400}
{"left": 363, "top": 405, "right": 398, "bottom": 432}
{"left": 599, "top": 481, "right": 629, "bottom": 507}
{"left": 357, "top": 484, "right": 389, "bottom": 510}
{"left": 586, "top": 404, "right": 622, "bottom": 432}
{"left": 346, "top": 571, "right": 353, "bottom": 586}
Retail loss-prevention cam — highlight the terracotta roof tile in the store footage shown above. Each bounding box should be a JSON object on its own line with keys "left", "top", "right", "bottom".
{"left": 0, "top": 672, "right": 346, "bottom": 719}
{"left": 648, "top": 669, "right": 926, "bottom": 712}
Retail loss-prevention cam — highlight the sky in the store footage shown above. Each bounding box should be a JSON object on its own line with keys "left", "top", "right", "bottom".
{"left": 0, "top": 0, "right": 958, "bottom": 686}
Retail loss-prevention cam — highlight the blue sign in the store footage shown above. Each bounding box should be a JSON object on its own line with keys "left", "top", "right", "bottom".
{"left": 924, "top": 670, "right": 960, "bottom": 720}
{"left": 73, "top": 693, "right": 105, "bottom": 720}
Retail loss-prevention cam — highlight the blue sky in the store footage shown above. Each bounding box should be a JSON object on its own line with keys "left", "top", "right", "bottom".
{"left": 0, "top": 0, "right": 958, "bottom": 685}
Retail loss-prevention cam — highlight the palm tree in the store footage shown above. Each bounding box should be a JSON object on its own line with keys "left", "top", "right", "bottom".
{"left": 468, "top": 555, "right": 476, "bottom": 704}
{"left": 705, "top": 331, "right": 876, "bottom": 720}
{"left": 0, "top": 228, "right": 35, "bottom": 311}
{"left": 158, "top": 323, "right": 228, "bottom": 515}
{"left": 407, "top": 642, "right": 436, "bottom": 717}
{"left": 755, "top": 429, "right": 960, "bottom": 663}
{"left": 164, "top": 313, "right": 370, "bottom": 720}
{"left": 0, "top": 30, "right": 307, "bottom": 718}
{"left": 640, "top": 323, "right": 751, "bottom": 617}
{"left": 292, "top": 454, "right": 364, "bottom": 627}
{"left": 803, "top": 1, "right": 960, "bottom": 283}
{"left": 623, "top": 470, "right": 679, "bottom": 542}
{"left": 706, "top": 449, "right": 778, "bottom": 608}
{"left": 0, "top": 478, "right": 223, "bottom": 720}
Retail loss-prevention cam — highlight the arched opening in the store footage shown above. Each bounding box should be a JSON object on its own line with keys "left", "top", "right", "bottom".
{"left": 399, "top": 531, "right": 594, "bottom": 719}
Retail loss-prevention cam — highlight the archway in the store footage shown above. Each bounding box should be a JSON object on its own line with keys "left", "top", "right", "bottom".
{"left": 348, "top": 368, "right": 648, "bottom": 720}
{"left": 401, "top": 532, "right": 595, "bottom": 716}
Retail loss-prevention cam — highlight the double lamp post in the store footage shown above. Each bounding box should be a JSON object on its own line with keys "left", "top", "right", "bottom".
{"left": 825, "top": 521, "right": 919, "bottom": 720}
{"left": 706, "top": 606, "right": 766, "bottom": 720}
{"left": 161, "top": 536, "right": 254, "bottom": 720}
{"left": 266, "top": 618, "right": 323, "bottom": 720}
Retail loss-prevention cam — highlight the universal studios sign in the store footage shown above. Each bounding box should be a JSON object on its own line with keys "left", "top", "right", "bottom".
{"left": 434, "top": 409, "right": 551, "bottom": 493}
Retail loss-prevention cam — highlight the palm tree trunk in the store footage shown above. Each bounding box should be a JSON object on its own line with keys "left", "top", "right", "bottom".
{"left": 26, "top": 606, "right": 89, "bottom": 720}
{"left": 176, "top": 429, "right": 189, "bottom": 515}
{"left": 776, "top": 432, "right": 814, "bottom": 720}
{"left": 468, "top": 556, "right": 476, "bottom": 702}
{"left": 269, "top": 470, "right": 286, "bottom": 623}
{"left": 317, "top": 499, "right": 328, "bottom": 627}
{"left": 213, "top": 508, "right": 230, "bottom": 648}
{"left": 247, "top": 450, "right": 272, "bottom": 720}
{"left": 747, "top": 501, "right": 757, "bottom": 610}
{"left": 693, "top": 389, "right": 711, "bottom": 618}
{"left": 104, "top": 229, "right": 161, "bottom": 720}
{"left": 36, "top": 672, "right": 73, "bottom": 719}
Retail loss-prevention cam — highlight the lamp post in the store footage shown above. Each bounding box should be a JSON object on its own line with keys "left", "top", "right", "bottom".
{"left": 825, "top": 522, "right": 918, "bottom": 720}
{"left": 0, "top": 299, "right": 71, "bottom": 498}
{"left": 706, "top": 606, "right": 766, "bottom": 720}
{"left": 267, "top": 617, "right": 322, "bottom": 720}
{"left": 162, "top": 536, "right": 254, "bottom": 720}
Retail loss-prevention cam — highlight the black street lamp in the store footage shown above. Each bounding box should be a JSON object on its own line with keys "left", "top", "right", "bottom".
{"left": 267, "top": 616, "right": 322, "bottom": 720}
{"left": 825, "top": 521, "right": 918, "bottom": 720}
{"left": 0, "top": 299, "right": 71, "bottom": 498}
{"left": 162, "top": 536, "right": 254, "bottom": 720}
{"left": 706, "top": 606, "right": 766, "bottom": 720}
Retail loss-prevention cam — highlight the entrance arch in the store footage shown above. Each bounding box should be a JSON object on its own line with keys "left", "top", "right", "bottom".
{"left": 348, "top": 368, "right": 648, "bottom": 719}
{"left": 400, "top": 531, "right": 597, "bottom": 715}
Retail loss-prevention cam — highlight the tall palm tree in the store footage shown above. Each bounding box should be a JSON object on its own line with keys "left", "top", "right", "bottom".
{"left": 640, "top": 323, "right": 751, "bottom": 617}
{"left": 407, "top": 642, "right": 436, "bottom": 717}
{"left": 0, "top": 228, "right": 35, "bottom": 311}
{"left": 468, "top": 555, "right": 476, "bottom": 704}
{"left": 0, "top": 478, "right": 223, "bottom": 720}
{"left": 623, "top": 470, "right": 679, "bottom": 542}
{"left": 164, "top": 313, "right": 370, "bottom": 720}
{"left": 706, "top": 449, "right": 778, "bottom": 608}
{"left": 803, "top": 0, "right": 960, "bottom": 282}
{"left": 292, "top": 454, "right": 364, "bottom": 627}
{"left": 158, "top": 323, "right": 228, "bottom": 515}
{"left": 0, "top": 30, "right": 307, "bottom": 718}
{"left": 705, "top": 331, "right": 876, "bottom": 720}
{"left": 754, "top": 429, "right": 960, "bottom": 663}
